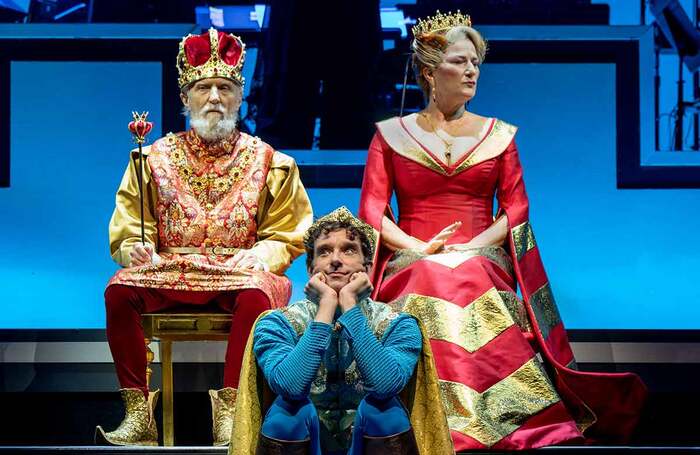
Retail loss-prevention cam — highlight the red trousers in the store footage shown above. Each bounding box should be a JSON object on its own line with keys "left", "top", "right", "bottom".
{"left": 104, "top": 284, "right": 271, "bottom": 397}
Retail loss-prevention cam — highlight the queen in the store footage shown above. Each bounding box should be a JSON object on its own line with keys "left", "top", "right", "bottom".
{"left": 359, "top": 10, "right": 646, "bottom": 451}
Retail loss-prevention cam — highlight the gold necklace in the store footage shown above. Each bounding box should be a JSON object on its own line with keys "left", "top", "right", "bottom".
{"left": 420, "top": 112, "right": 455, "bottom": 165}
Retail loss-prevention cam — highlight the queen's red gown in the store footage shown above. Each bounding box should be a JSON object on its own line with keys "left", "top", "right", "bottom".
{"left": 358, "top": 114, "right": 646, "bottom": 450}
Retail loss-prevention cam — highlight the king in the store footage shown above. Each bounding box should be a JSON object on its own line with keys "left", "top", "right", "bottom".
{"left": 95, "top": 28, "right": 313, "bottom": 446}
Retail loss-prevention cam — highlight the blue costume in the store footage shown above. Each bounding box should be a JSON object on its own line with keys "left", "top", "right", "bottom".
{"left": 253, "top": 298, "right": 422, "bottom": 454}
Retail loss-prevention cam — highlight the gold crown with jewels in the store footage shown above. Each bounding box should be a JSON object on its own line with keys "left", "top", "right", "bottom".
{"left": 411, "top": 10, "right": 472, "bottom": 38}
{"left": 303, "top": 207, "right": 377, "bottom": 256}
{"left": 176, "top": 28, "right": 246, "bottom": 89}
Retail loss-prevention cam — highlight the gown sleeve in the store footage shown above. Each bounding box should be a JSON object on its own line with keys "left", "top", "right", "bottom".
{"left": 359, "top": 131, "right": 397, "bottom": 292}
{"left": 359, "top": 131, "right": 395, "bottom": 229}
{"left": 496, "top": 139, "right": 529, "bottom": 226}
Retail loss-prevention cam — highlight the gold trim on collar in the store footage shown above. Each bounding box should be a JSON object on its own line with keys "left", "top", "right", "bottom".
{"left": 453, "top": 119, "right": 518, "bottom": 174}
{"left": 376, "top": 116, "right": 518, "bottom": 177}
{"left": 377, "top": 116, "right": 445, "bottom": 174}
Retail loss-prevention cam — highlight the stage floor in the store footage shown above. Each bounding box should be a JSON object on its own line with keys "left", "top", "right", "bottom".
{"left": 2, "top": 447, "right": 700, "bottom": 454}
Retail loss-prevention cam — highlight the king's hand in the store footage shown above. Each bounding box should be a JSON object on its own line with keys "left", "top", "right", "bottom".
{"left": 227, "top": 250, "right": 269, "bottom": 271}
{"left": 128, "top": 243, "right": 161, "bottom": 267}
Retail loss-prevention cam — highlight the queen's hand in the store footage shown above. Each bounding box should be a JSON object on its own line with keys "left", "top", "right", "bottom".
{"left": 419, "top": 221, "right": 462, "bottom": 254}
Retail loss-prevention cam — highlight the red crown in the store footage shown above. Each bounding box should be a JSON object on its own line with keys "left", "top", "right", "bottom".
{"left": 176, "top": 28, "right": 246, "bottom": 88}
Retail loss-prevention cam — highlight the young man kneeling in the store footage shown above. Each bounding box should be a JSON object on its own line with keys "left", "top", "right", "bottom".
{"left": 230, "top": 207, "right": 452, "bottom": 455}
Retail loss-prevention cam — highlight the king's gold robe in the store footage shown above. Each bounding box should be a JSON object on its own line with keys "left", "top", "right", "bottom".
{"left": 107, "top": 130, "right": 312, "bottom": 305}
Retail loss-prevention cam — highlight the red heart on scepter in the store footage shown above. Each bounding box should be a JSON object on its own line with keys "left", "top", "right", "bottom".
{"left": 128, "top": 119, "right": 153, "bottom": 138}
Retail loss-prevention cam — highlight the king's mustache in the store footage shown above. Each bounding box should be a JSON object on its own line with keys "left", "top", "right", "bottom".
{"left": 199, "top": 105, "right": 226, "bottom": 115}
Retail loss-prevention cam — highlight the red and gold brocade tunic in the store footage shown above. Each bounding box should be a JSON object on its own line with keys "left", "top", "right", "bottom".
{"left": 359, "top": 115, "right": 646, "bottom": 450}
{"left": 107, "top": 130, "right": 312, "bottom": 307}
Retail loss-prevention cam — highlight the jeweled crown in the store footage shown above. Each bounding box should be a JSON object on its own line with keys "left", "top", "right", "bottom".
{"left": 303, "top": 207, "right": 377, "bottom": 256}
{"left": 176, "top": 28, "right": 246, "bottom": 89}
{"left": 411, "top": 10, "right": 472, "bottom": 38}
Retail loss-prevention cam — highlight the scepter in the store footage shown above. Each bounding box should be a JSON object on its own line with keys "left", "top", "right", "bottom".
{"left": 128, "top": 111, "right": 154, "bottom": 245}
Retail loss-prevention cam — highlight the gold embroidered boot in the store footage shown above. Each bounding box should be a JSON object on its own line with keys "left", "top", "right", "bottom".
{"left": 95, "top": 388, "right": 159, "bottom": 446}
{"left": 210, "top": 387, "right": 237, "bottom": 446}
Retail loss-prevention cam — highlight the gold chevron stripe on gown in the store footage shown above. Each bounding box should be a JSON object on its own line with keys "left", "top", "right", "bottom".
{"left": 438, "top": 358, "right": 560, "bottom": 447}
{"left": 389, "top": 288, "right": 515, "bottom": 353}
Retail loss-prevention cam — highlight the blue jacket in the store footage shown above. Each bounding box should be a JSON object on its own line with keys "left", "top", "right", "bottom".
{"left": 253, "top": 298, "right": 422, "bottom": 401}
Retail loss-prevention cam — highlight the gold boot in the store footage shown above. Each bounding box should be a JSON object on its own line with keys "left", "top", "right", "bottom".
{"left": 95, "top": 388, "right": 159, "bottom": 446}
{"left": 210, "top": 387, "right": 237, "bottom": 446}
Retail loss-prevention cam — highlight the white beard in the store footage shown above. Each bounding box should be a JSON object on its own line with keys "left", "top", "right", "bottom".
{"left": 184, "top": 105, "right": 238, "bottom": 143}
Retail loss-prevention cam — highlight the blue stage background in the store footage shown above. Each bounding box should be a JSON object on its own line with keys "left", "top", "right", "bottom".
{"left": 2, "top": 58, "right": 699, "bottom": 329}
